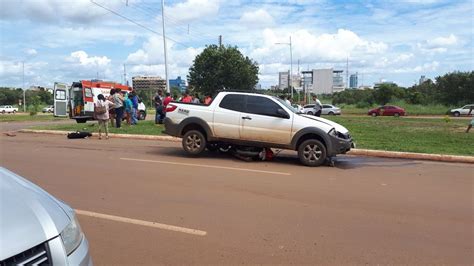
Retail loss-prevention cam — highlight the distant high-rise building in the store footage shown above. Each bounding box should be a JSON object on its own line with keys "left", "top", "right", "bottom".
{"left": 132, "top": 76, "right": 166, "bottom": 92}
{"left": 350, "top": 73, "right": 358, "bottom": 89}
{"left": 301, "top": 68, "right": 345, "bottom": 94}
{"left": 279, "top": 71, "right": 289, "bottom": 90}
{"left": 169, "top": 76, "right": 187, "bottom": 92}
{"left": 419, "top": 75, "right": 428, "bottom": 85}
{"left": 332, "top": 70, "right": 344, "bottom": 92}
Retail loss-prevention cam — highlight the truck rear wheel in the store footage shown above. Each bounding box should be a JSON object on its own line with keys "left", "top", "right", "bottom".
{"left": 182, "top": 130, "right": 206, "bottom": 156}
{"left": 76, "top": 118, "right": 87, "bottom": 123}
{"left": 297, "top": 139, "right": 327, "bottom": 167}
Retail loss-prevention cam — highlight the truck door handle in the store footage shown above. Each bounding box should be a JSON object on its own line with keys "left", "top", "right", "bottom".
{"left": 242, "top": 116, "right": 252, "bottom": 120}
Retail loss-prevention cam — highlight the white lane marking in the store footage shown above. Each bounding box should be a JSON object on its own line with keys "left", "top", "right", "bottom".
{"left": 75, "top": 209, "right": 207, "bottom": 236}
{"left": 120, "top": 157, "right": 291, "bottom": 176}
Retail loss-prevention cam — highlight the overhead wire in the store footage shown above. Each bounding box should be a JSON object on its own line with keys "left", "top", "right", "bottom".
{"left": 138, "top": 2, "right": 218, "bottom": 42}
{"left": 89, "top": 0, "right": 190, "bottom": 48}
{"left": 123, "top": 2, "right": 216, "bottom": 45}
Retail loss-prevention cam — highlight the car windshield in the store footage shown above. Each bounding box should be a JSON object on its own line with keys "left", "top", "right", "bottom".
{"left": 273, "top": 97, "right": 299, "bottom": 114}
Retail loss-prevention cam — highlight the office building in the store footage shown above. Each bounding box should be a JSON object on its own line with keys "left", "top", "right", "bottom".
{"left": 169, "top": 76, "right": 187, "bottom": 92}
{"left": 332, "top": 70, "right": 345, "bottom": 92}
{"left": 132, "top": 76, "right": 166, "bottom": 92}
{"left": 302, "top": 68, "right": 346, "bottom": 94}
{"left": 279, "top": 71, "right": 289, "bottom": 90}
{"left": 350, "top": 73, "right": 358, "bottom": 89}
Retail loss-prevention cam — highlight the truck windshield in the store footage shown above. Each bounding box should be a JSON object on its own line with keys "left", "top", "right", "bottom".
{"left": 273, "top": 97, "right": 299, "bottom": 114}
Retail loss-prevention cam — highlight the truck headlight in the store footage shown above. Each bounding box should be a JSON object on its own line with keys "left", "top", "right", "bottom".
{"left": 60, "top": 215, "right": 83, "bottom": 255}
{"left": 329, "top": 128, "right": 338, "bottom": 137}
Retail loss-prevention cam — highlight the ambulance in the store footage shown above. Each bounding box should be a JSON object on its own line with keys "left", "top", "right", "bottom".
{"left": 54, "top": 80, "right": 146, "bottom": 123}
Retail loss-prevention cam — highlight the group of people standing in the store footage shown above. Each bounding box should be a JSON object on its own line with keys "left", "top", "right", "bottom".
{"left": 154, "top": 89, "right": 213, "bottom": 124}
{"left": 94, "top": 89, "right": 142, "bottom": 139}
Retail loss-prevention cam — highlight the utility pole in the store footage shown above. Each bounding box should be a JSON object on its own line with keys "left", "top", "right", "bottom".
{"left": 123, "top": 64, "right": 127, "bottom": 85}
{"left": 275, "top": 36, "right": 293, "bottom": 99}
{"left": 219, "top": 35, "right": 222, "bottom": 46}
{"left": 161, "top": 0, "right": 170, "bottom": 93}
{"left": 289, "top": 36, "right": 293, "bottom": 99}
{"left": 22, "top": 61, "right": 25, "bottom": 113}
{"left": 346, "top": 56, "right": 349, "bottom": 89}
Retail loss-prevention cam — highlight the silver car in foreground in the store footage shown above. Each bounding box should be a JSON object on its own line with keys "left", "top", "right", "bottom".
{"left": 302, "top": 104, "right": 341, "bottom": 115}
{"left": 0, "top": 167, "right": 92, "bottom": 265}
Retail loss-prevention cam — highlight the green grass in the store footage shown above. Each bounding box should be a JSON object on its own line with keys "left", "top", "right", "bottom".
{"left": 31, "top": 116, "right": 473, "bottom": 156}
{"left": 0, "top": 113, "right": 68, "bottom": 122}
{"left": 326, "top": 116, "right": 473, "bottom": 156}
{"left": 337, "top": 101, "right": 454, "bottom": 115}
{"left": 32, "top": 120, "right": 165, "bottom": 135}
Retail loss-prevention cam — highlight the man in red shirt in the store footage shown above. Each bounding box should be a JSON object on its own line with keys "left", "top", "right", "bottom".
{"left": 163, "top": 92, "right": 172, "bottom": 107}
{"left": 181, "top": 90, "right": 193, "bottom": 103}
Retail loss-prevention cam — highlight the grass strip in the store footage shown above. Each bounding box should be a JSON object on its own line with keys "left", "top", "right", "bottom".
{"left": 31, "top": 116, "right": 473, "bottom": 156}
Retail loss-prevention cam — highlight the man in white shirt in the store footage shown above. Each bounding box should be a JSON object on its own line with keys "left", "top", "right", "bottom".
{"left": 312, "top": 95, "right": 322, "bottom": 117}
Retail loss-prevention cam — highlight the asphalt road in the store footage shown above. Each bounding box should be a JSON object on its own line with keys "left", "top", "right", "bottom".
{"left": 1, "top": 133, "right": 472, "bottom": 265}
{"left": 0, "top": 120, "right": 74, "bottom": 132}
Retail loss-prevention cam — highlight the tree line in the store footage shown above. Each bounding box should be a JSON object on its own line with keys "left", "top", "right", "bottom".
{"left": 0, "top": 87, "right": 53, "bottom": 107}
{"left": 332, "top": 71, "right": 474, "bottom": 107}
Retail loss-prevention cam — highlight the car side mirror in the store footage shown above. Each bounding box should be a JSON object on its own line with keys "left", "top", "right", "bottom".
{"left": 277, "top": 108, "right": 290, "bottom": 119}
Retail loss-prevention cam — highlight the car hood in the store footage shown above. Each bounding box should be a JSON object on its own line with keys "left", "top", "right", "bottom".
{"left": 0, "top": 168, "right": 71, "bottom": 260}
{"left": 298, "top": 114, "right": 349, "bottom": 133}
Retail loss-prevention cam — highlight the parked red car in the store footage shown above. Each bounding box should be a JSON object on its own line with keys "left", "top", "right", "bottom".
{"left": 368, "top": 105, "right": 406, "bottom": 117}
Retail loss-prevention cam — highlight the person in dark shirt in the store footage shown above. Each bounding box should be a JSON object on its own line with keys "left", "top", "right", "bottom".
{"left": 154, "top": 90, "right": 164, "bottom": 124}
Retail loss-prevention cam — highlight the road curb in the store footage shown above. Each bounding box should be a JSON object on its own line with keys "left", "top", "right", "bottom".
{"left": 18, "top": 129, "right": 473, "bottom": 164}
{"left": 347, "top": 149, "right": 474, "bottom": 164}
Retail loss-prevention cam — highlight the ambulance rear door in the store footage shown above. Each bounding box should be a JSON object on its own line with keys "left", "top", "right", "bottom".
{"left": 53, "top": 82, "right": 68, "bottom": 117}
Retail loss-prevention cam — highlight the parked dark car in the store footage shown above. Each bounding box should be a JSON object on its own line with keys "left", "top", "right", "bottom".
{"left": 368, "top": 105, "right": 406, "bottom": 117}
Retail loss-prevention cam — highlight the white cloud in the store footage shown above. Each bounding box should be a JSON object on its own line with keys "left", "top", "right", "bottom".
{"left": 26, "top": 49, "right": 38, "bottom": 56}
{"left": 127, "top": 35, "right": 202, "bottom": 67}
{"left": 417, "top": 34, "right": 458, "bottom": 54}
{"left": 427, "top": 34, "right": 458, "bottom": 47}
{"left": 67, "top": 51, "right": 111, "bottom": 67}
{"left": 0, "top": 0, "right": 123, "bottom": 23}
{"left": 0, "top": 60, "right": 49, "bottom": 86}
{"left": 250, "top": 28, "right": 387, "bottom": 64}
{"left": 393, "top": 61, "right": 440, "bottom": 73}
{"left": 166, "top": 0, "right": 220, "bottom": 23}
{"left": 239, "top": 9, "right": 274, "bottom": 28}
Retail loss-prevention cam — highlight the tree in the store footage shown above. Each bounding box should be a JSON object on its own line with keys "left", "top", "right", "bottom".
{"left": 434, "top": 71, "right": 474, "bottom": 106}
{"left": 373, "top": 84, "right": 398, "bottom": 105}
{"left": 188, "top": 45, "right": 259, "bottom": 95}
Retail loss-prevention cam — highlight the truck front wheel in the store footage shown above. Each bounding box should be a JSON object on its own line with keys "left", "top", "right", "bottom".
{"left": 138, "top": 111, "right": 146, "bottom": 120}
{"left": 76, "top": 118, "right": 87, "bottom": 123}
{"left": 182, "top": 130, "right": 207, "bottom": 156}
{"left": 297, "top": 139, "right": 327, "bottom": 167}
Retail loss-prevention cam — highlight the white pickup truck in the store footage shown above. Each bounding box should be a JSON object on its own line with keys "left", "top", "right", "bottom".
{"left": 0, "top": 105, "right": 18, "bottom": 114}
{"left": 163, "top": 92, "right": 354, "bottom": 166}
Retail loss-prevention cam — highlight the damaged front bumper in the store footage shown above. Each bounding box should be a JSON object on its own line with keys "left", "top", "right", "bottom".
{"left": 328, "top": 129, "right": 354, "bottom": 155}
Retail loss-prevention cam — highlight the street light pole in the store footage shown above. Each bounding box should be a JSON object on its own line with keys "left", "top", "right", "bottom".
{"left": 22, "top": 61, "right": 26, "bottom": 113}
{"left": 161, "top": 0, "right": 170, "bottom": 93}
{"left": 289, "top": 36, "right": 293, "bottom": 99}
{"left": 275, "top": 36, "right": 293, "bottom": 99}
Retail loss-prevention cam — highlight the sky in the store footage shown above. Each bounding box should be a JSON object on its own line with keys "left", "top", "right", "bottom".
{"left": 0, "top": 0, "right": 472, "bottom": 89}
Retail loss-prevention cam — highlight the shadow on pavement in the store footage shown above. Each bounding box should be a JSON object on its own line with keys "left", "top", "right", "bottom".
{"left": 148, "top": 146, "right": 422, "bottom": 169}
